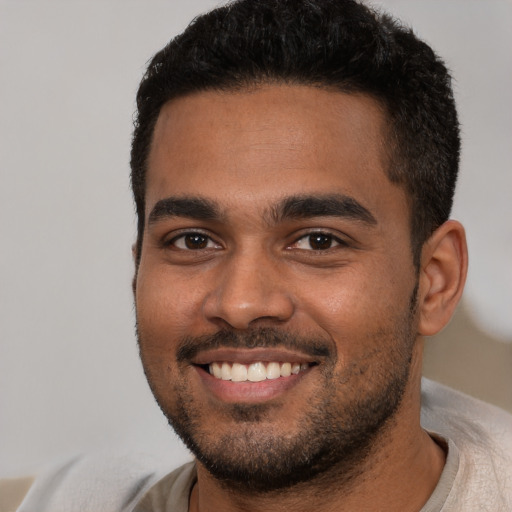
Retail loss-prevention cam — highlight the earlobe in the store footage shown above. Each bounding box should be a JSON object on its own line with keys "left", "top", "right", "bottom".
{"left": 418, "top": 220, "right": 468, "bottom": 336}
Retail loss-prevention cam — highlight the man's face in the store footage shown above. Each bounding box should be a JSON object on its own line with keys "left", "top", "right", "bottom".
{"left": 135, "top": 85, "right": 420, "bottom": 490}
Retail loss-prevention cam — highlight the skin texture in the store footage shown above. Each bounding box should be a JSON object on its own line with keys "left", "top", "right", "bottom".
{"left": 134, "top": 85, "right": 467, "bottom": 511}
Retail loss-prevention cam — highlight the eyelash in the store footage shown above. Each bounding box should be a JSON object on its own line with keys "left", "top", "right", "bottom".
{"left": 165, "top": 230, "right": 348, "bottom": 252}
{"left": 166, "top": 231, "right": 221, "bottom": 251}
{"left": 290, "top": 231, "right": 348, "bottom": 251}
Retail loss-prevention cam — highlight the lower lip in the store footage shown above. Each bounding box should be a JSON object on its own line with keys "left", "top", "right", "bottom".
{"left": 194, "top": 366, "right": 311, "bottom": 403}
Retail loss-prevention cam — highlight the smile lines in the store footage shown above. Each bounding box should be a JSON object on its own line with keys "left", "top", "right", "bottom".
{"left": 208, "top": 361, "right": 311, "bottom": 382}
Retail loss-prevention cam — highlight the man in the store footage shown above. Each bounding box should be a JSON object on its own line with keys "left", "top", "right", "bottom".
{"left": 10, "top": 0, "right": 512, "bottom": 510}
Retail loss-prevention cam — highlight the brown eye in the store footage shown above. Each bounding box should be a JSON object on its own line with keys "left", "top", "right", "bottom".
{"left": 171, "top": 233, "right": 219, "bottom": 250}
{"left": 292, "top": 232, "right": 346, "bottom": 251}
{"left": 308, "top": 233, "right": 334, "bottom": 250}
{"left": 184, "top": 234, "right": 208, "bottom": 249}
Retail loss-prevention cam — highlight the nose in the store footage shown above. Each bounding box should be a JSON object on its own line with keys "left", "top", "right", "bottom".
{"left": 202, "top": 251, "right": 295, "bottom": 330}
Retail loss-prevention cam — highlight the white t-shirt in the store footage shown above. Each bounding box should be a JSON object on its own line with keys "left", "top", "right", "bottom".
{"left": 12, "top": 380, "right": 512, "bottom": 511}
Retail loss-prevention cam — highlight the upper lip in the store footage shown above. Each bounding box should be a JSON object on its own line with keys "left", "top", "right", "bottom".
{"left": 191, "top": 347, "right": 319, "bottom": 366}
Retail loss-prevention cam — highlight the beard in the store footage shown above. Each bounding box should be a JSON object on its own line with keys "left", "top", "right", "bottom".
{"left": 138, "top": 287, "right": 418, "bottom": 494}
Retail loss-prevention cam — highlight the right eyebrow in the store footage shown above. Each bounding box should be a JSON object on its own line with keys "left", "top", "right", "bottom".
{"left": 269, "top": 194, "right": 378, "bottom": 226}
{"left": 148, "top": 196, "right": 221, "bottom": 225}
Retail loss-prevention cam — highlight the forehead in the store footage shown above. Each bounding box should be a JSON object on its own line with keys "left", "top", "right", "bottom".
{"left": 146, "top": 85, "right": 404, "bottom": 221}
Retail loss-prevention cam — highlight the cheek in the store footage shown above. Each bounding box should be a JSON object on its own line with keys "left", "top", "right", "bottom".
{"left": 296, "top": 262, "right": 414, "bottom": 349}
{"left": 136, "top": 264, "right": 207, "bottom": 343}
{"left": 135, "top": 268, "right": 191, "bottom": 394}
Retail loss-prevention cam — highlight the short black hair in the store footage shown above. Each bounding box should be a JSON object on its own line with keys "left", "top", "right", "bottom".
{"left": 131, "top": 0, "right": 460, "bottom": 266}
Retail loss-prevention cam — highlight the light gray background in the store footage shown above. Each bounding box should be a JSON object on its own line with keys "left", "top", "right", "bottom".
{"left": 1, "top": 0, "right": 511, "bottom": 478}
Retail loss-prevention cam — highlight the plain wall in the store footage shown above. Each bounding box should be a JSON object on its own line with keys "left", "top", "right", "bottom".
{"left": 1, "top": 0, "right": 511, "bottom": 478}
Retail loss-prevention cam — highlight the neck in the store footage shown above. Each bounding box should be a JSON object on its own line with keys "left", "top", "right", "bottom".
{"left": 189, "top": 343, "right": 445, "bottom": 512}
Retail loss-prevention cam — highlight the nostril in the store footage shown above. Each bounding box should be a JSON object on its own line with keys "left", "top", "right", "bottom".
{"left": 248, "top": 315, "right": 287, "bottom": 327}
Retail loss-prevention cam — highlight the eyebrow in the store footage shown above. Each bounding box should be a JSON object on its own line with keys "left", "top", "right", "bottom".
{"left": 148, "top": 197, "right": 221, "bottom": 224}
{"left": 147, "top": 193, "right": 377, "bottom": 227}
{"left": 269, "top": 194, "right": 377, "bottom": 225}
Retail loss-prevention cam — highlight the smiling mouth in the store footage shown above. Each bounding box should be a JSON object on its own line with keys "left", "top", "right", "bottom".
{"left": 202, "top": 361, "right": 315, "bottom": 382}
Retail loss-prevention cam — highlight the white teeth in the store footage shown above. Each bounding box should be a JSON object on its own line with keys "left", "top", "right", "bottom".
{"left": 280, "top": 362, "right": 291, "bottom": 377}
{"left": 266, "top": 362, "right": 281, "bottom": 380}
{"left": 247, "top": 362, "right": 267, "bottom": 382}
{"left": 211, "top": 362, "right": 222, "bottom": 379}
{"left": 231, "top": 362, "right": 248, "bottom": 382}
{"left": 208, "top": 361, "right": 311, "bottom": 381}
{"left": 221, "top": 362, "right": 231, "bottom": 380}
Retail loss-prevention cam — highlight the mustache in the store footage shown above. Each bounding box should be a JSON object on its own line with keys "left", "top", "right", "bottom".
{"left": 176, "top": 327, "right": 333, "bottom": 363}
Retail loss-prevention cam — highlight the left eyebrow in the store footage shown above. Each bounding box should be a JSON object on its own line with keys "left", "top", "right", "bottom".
{"left": 269, "top": 194, "right": 377, "bottom": 225}
{"left": 148, "top": 196, "right": 221, "bottom": 225}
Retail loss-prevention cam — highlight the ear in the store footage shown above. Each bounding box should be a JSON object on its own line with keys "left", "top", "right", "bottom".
{"left": 417, "top": 220, "right": 468, "bottom": 336}
{"left": 131, "top": 243, "right": 138, "bottom": 295}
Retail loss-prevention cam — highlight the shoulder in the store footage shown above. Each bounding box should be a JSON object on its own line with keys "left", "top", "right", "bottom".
{"left": 133, "top": 462, "right": 196, "bottom": 512}
{"left": 10, "top": 451, "right": 192, "bottom": 512}
{"left": 0, "top": 477, "right": 34, "bottom": 512}
{"left": 421, "top": 378, "right": 512, "bottom": 510}
{"left": 421, "top": 378, "right": 512, "bottom": 445}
